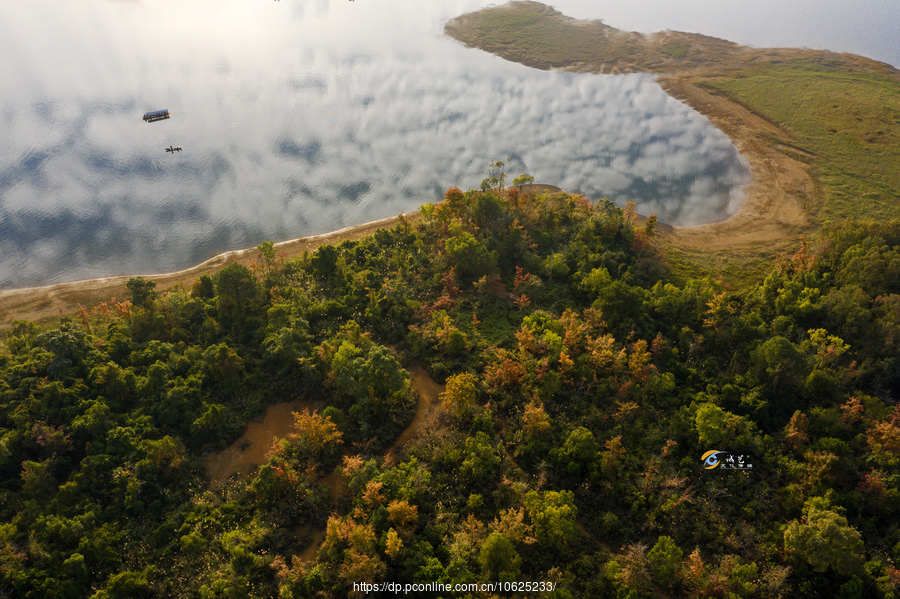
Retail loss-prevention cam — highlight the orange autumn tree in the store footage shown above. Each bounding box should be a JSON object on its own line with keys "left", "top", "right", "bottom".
{"left": 440, "top": 372, "right": 480, "bottom": 418}
{"left": 271, "top": 408, "right": 344, "bottom": 472}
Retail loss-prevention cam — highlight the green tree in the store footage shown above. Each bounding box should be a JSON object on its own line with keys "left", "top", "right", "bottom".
{"left": 444, "top": 230, "right": 497, "bottom": 282}
{"left": 481, "top": 159, "right": 508, "bottom": 192}
{"left": 329, "top": 342, "right": 411, "bottom": 440}
{"left": 333, "top": 344, "right": 409, "bottom": 406}
{"left": 753, "top": 336, "right": 807, "bottom": 402}
{"left": 784, "top": 497, "right": 865, "bottom": 576}
{"left": 524, "top": 490, "right": 578, "bottom": 555}
{"left": 191, "top": 274, "right": 215, "bottom": 299}
{"left": 478, "top": 532, "right": 521, "bottom": 582}
{"left": 695, "top": 402, "right": 754, "bottom": 448}
{"left": 126, "top": 277, "right": 157, "bottom": 308}
{"left": 512, "top": 173, "right": 535, "bottom": 191}
{"left": 213, "top": 263, "right": 262, "bottom": 340}
{"left": 695, "top": 403, "right": 729, "bottom": 446}
{"left": 460, "top": 431, "right": 502, "bottom": 486}
{"left": 582, "top": 267, "right": 647, "bottom": 334}
{"left": 201, "top": 343, "right": 244, "bottom": 391}
{"left": 644, "top": 214, "right": 658, "bottom": 237}
{"left": 647, "top": 535, "right": 683, "bottom": 586}
{"left": 92, "top": 569, "right": 153, "bottom": 599}
{"left": 262, "top": 313, "right": 313, "bottom": 387}
{"left": 558, "top": 426, "right": 597, "bottom": 478}
{"left": 310, "top": 244, "right": 339, "bottom": 280}
{"left": 257, "top": 240, "right": 277, "bottom": 277}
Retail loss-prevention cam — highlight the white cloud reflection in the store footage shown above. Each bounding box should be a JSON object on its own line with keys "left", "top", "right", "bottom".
{"left": 0, "top": 0, "right": 755, "bottom": 287}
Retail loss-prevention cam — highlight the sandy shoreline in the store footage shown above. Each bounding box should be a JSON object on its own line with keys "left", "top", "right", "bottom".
{"left": 0, "top": 70, "right": 811, "bottom": 334}
{"left": 444, "top": 1, "right": 828, "bottom": 260}
{"left": 0, "top": 212, "right": 421, "bottom": 332}
{"left": 0, "top": 182, "right": 569, "bottom": 332}
{"left": 653, "top": 77, "right": 818, "bottom": 251}
{"left": 0, "top": 82, "right": 807, "bottom": 333}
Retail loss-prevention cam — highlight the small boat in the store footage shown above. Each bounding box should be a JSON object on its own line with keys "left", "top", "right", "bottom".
{"left": 143, "top": 109, "right": 170, "bottom": 123}
{"left": 165, "top": 145, "right": 182, "bottom": 153}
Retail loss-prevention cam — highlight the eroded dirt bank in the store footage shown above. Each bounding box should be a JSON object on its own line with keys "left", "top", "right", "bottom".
{"left": 653, "top": 77, "right": 819, "bottom": 253}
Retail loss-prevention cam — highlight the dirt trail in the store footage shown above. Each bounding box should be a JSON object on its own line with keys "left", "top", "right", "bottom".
{"left": 384, "top": 365, "right": 446, "bottom": 464}
{"left": 203, "top": 359, "right": 445, "bottom": 561}
{"left": 296, "top": 527, "right": 326, "bottom": 563}
{"left": 204, "top": 363, "right": 444, "bottom": 487}
{"left": 203, "top": 398, "right": 327, "bottom": 488}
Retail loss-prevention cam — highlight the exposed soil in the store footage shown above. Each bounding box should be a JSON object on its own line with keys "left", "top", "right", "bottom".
{"left": 296, "top": 526, "right": 326, "bottom": 563}
{"left": 204, "top": 357, "right": 445, "bottom": 561}
{"left": 383, "top": 364, "right": 446, "bottom": 464}
{"left": 204, "top": 362, "right": 445, "bottom": 489}
{"left": 203, "top": 398, "right": 327, "bottom": 488}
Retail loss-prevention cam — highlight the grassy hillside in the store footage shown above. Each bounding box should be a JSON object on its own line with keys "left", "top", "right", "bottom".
{"left": 700, "top": 63, "right": 900, "bottom": 223}
{"left": 447, "top": 0, "right": 743, "bottom": 74}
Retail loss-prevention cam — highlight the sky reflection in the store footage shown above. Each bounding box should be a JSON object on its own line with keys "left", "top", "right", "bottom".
{"left": 1, "top": 0, "right": 891, "bottom": 287}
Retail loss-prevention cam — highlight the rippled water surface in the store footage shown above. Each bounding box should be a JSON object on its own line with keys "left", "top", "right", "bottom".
{"left": 1, "top": 0, "right": 893, "bottom": 287}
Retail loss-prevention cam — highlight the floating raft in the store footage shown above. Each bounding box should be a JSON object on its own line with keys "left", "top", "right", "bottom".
{"left": 143, "top": 109, "right": 170, "bottom": 123}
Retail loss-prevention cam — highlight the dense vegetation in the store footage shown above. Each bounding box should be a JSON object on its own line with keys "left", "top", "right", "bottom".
{"left": 1, "top": 184, "right": 900, "bottom": 598}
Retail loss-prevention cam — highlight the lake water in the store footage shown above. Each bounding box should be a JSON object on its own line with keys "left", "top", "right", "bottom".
{"left": 1, "top": 0, "right": 895, "bottom": 288}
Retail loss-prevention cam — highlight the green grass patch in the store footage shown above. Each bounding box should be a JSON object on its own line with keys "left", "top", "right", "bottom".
{"left": 701, "top": 64, "right": 900, "bottom": 223}
{"left": 660, "top": 40, "right": 690, "bottom": 59}
{"left": 473, "top": 7, "right": 605, "bottom": 67}
{"left": 663, "top": 245, "right": 776, "bottom": 290}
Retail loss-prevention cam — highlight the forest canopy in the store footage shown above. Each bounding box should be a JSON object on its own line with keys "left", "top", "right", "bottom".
{"left": 1, "top": 184, "right": 899, "bottom": 598}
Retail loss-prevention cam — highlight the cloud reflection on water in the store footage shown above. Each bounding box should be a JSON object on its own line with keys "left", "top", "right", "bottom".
{"left": 0, "top": 0, "right": 750, "bottom": 287}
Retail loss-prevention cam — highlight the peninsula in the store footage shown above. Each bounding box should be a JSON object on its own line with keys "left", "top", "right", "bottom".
{"left": 446, "top": 1, "right": 900, "bottom": 274}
